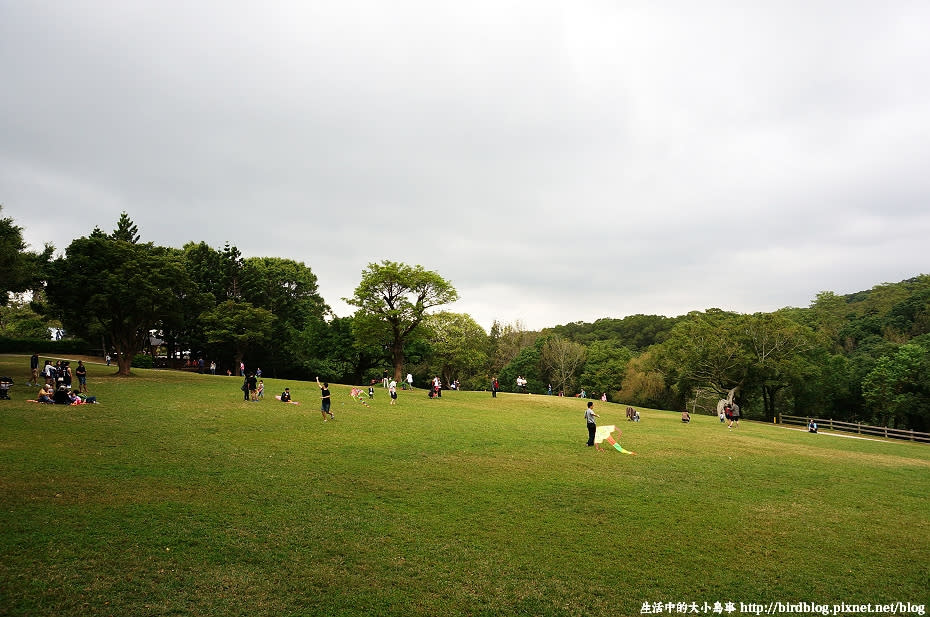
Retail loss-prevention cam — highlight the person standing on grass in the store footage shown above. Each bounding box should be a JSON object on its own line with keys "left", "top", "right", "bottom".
{"left": 316, "top": 376, "right": 335, "bottom": 421}
{"left": 389, "top": 379, "right": 397, "bottom": 405}
{"left": 75, "top": 361, "right": 88, "bottom": 393}
{"left": 585, "top": 401, "right": 599, "bottom": 447}
{"left": 491, "top": 377, "right": 499, "bottom": 398}
{"left": 30, "top": 353, "right": 39, "bottom": 386}
{"left": 247, "top": 372, "right": 258, "bottom": 401}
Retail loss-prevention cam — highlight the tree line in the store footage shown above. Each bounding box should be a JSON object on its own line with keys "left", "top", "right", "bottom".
{"left": 3, "top": 208, "right": 929, "bottom": 431}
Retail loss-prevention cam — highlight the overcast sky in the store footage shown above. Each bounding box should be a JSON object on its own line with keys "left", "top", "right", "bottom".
{"left": 2, "top": 2, "right": 929, "bottom": 331}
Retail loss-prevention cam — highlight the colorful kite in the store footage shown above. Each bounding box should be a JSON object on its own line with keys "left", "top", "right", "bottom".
{"left": 349, "top": 387, "right": 371, "bottom": 407}
{"left": 593, "top": 425, "right": 636, "bottom": 455}
{"left": 606, "top": 434, "right": 636, "bottom": 455}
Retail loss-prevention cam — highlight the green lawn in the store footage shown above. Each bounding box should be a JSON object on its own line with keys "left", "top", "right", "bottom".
{"left": 1, "top": 355, "right": 928, "bottom": 616}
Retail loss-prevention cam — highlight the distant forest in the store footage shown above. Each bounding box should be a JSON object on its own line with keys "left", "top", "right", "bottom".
{"left": 3, "top": 208, "right": 929, "bottom": 431}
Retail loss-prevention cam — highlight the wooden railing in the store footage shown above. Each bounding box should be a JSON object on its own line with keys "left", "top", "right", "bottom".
{"left": 779, "top": 414, "right": 930, "bottom": 443}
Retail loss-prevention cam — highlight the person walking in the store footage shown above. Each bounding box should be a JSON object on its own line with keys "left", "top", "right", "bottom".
{"left": 316, "top": 376, "right": 335, "bottom": 421}
{"left": 729, "top": 402, "right": 741, "bottom": 428}
{"left": 585, "top": 401, "right": 599, "bottom": 447}
{"left": 389, "top": 380, "right": 397, "bottom": 405}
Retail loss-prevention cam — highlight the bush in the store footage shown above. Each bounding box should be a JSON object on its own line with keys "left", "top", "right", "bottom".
{"left": 131, "top": 354, "right": 154, "bottom": 369}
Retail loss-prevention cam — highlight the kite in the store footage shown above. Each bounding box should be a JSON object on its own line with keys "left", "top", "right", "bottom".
{"left": 349, "top": 387, "right": 371, "bottom": 407}
{"left": 606, "top": 434, "right": 636, "bottom": 455}
{"left": 593, "top": 425, "right": 636, "bottom": 455}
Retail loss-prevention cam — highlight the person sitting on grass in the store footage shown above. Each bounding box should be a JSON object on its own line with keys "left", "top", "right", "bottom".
{"left": 808, "top": 419, "right": 818, "bottom": 433}
{"left": 67, "top": 389, "right": 98, "bottom": 405}
{"left": 29, "top": 384, "right": 55, "bottom": 404}
{"left": 276, "top": 387, "right": 299, "bottom": 405}
{"left": 681, "top": 410, "right": 691, "bottom": 423}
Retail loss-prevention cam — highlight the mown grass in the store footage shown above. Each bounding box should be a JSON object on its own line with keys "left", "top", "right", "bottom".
{"left": 1, "top": 355, "right": 928, "bottom": 616}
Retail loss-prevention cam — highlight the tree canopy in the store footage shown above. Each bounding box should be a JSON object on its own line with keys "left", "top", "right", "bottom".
{"left": 345, "top": 260, "right": 458, "bottom": 381}
{"left": 47, "top": 222, "right": 191, "bottom": 375}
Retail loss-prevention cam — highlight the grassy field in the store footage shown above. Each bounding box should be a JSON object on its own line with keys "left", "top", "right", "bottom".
{"left": 1, "top": 354, "right": 928, "bottom": 617}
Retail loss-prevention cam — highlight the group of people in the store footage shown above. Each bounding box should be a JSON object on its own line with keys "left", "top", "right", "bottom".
{"left": 270, "top": 378, "right": 336, "bottom": 421}
{"left": 26, "top": 354, "right": 96, "bottom": 405}
{"left": 30, "top": 383, "right": 97, "bottom": 405}
{"left": 241, "top": 372, "right": 265, "bottom": 401}
{"left": 30, "top": 355, "right": 89, "bottom": 394}
{"left": 720, "top": 402, "right": 741, "bottom": 428}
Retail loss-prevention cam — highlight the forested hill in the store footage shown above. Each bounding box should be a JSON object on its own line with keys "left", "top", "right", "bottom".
{"left": 544, "top": 314, "right": 681, "bottom": 350}
{"left": 541, "top": 274, "right": 930, "bottom": 431}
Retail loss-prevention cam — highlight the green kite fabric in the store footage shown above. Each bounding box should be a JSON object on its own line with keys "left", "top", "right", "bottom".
{"left": 606, "top": 434, "right": 636, "bottom": 455}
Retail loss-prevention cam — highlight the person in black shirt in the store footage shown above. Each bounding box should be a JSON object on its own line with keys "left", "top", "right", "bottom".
{"left": 316, "top": 376, "right": 335, "bottom": 421}
{"left": 75, "top": 361, "right": 88, "bottom": 393}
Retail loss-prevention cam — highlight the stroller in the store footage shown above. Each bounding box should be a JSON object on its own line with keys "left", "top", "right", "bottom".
{"left": 0, "top": 377, "right": 13, "bottom": 400}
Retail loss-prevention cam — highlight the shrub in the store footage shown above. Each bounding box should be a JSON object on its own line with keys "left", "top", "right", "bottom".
{"left": 131, "top": 354, "right": 154, "bottom": 369}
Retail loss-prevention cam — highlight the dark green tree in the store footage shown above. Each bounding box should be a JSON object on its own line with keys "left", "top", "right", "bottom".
{"left": 112, "top": 211, "right": 141, "bottom": 244}
{"left": 578, "top": 340, "right": 634, "bottom": 401}
{"left": 239, "top": 256, "right": 329, "bottom": 376}
{"left": 200, "top": 300, "right": 276, "bottom": 375}
{"left": 46, "top": 226, "right": 191, "bottom": 376}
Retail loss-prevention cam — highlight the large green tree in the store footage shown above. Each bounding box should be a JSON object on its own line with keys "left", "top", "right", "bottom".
{"left": 345, "top": 261, "right": 458, "bottom": 381}
{"left": 46, "top": 218, "right": 191, "bottom": 375}
{"left": 578, "top": 340, "right": 634, "bottom": 401}
{"left": 0, "top": 206, "right": 52, "bottom": 305}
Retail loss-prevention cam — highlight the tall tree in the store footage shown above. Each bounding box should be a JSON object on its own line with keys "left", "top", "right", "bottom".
{"left": 47, "top": 229, "right": 191, "bottom": 375}
{"left": 345, "top": 261, "right": 458, "bottom": 381}
{"left": 743, "top": 311, "right": 818, "bottom": 419}
{"left": 578, "top": 340, "right": 634, "bottom": 401}
{"left": 112, "top": 211, "right": 141, "bottom": 244}
{"left": 540, "top": 335, "right": 588, "bottom": 395}
{"left": 489, "top": 319, "right": 536, "bottom": 374}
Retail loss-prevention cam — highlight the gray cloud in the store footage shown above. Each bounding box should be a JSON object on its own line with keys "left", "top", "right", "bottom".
{"left": 3, "top": 1, "right": 929, "bottom": 330}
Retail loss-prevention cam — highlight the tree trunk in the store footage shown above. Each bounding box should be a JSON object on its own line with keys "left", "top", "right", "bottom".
{"left": 113, "top": 332, "right": 137, "bottom": 376}
{"left": 392, "top": 340, "right": 404, "bottom": 383}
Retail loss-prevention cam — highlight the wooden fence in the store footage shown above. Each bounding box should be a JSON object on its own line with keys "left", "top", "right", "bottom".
{"left": 779, "top": 414, "right": 930, "bottom": 444}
